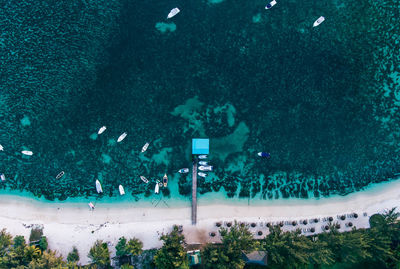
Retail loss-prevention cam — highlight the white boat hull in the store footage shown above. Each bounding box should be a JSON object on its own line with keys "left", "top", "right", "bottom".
{"left": 167, "top": 7, "right": 180, "bottom": 19}
{"left": 313, "top": 16, "right": 325, "bottom": 27}
{"left": 88, "top": 202, "right": 95, "bottom": 210}
{"left": 140, "top": 176, "right": 149, "bottom": 183}
{"left": 178, "top": 168, "right": 189, "bottom": 174}
{"left": 198, "top": 172, "right": 207, "bottom": 177}
{"left": 22, "top": 150, "right": 33, "bottom": 156}
{"left": 199, "top": 165, "right": 213, "bottom": 171}
{"left": 98, "top": 126, "right": 107, "bottom": 134}
{"left": 0, "top": 144, "right": 3, "bottom": 151}
{"left": 265, "top": 0, "right": 277, "bottom": 9}
{"left": 155, "top": 183, "right": 159, "bottom": 194}
{"left": 119, "top": 185, "right": 125, "bottom": 195}
{"left": 141, "top": 142, "right": 150, "bottom": 153}
{"left": 198, "top": 155, "right": 208, "bottom": 159}
{"left": 117, "top": 132, "right": 127, "bottom": 142}
{"left": 96, "top": 180, "right": 103, "bottom": 193}
{"left": 1, "top": 174, "right": 5, "bottom": 181}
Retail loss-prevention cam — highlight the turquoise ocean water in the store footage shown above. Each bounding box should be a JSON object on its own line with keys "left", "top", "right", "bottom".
{"left": 0, "top": 0, "right": 399, "bottom": 203}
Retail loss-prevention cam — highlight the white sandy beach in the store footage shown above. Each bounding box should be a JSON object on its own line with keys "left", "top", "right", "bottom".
{"left": 0, "top": 180, "right": 399, "bottom": 265}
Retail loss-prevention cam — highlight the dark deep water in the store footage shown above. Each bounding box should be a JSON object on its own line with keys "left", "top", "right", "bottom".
{"left": 0, "top": 0, "right": 399, "bottom": 201}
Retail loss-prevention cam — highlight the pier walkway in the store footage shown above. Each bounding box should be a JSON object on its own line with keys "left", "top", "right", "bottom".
{"left": 192, "top": 161, "right": 197, "bottom": 225}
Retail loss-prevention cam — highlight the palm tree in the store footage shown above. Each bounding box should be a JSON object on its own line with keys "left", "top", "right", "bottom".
{"left": 115, "top": 237, "right": 128, "bottom": 257}
{"left": 154, "top": 226, "right": 188, "bottom": 269}
{"left": 126, "top": 238, "right": 143, "bottom": 256}
{"left": 0, "top": 229, "right": 12, "bottom": 255}
{"left": 23, "top": 245, "right": 42, "bottom": 264}
{"left": 88, "top": 240, "right": 110, "bottom": 268}
{"left": 28, "top": 249, "right": 66, "bottom": 268}
{"left": 67, "top": 246, "right": 80, "bottom": 263}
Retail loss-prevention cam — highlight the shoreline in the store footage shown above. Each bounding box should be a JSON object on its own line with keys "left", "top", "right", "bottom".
{"left": 0, "top": 179, "right": 399, "bottom": 264}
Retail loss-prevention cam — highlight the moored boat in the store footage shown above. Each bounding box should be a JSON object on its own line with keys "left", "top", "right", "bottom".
{"left": 119, "top": 185, "right": 125, "bottom": 195}
{"left": 140, "top": 176, "right": 149, "bottom": 183}
{"left": 155, "top": 183, "right": 159, "bottom": 194}
{"left": 199, "top": 165, "right": 213, "bottom": 171}
{"left": 96, "top": 180, "right": 103, "bottom": 193}
{"left": 199, "top": 161, "right": 208, "bottom": 166}
{"left": 22, "top": 150, "right": 33, "bottom": 156}
{"left": 258, "top": 152, "right": 271, "bottom": 158}
{"left": 141, "top": 142, "right": 150, "bottom": 153}
{"left": 98, "top": 126, "right": 107, "bottom": 134}
{"left": 265, "top": 0, "right": 277, "bottom": 9}
{"left": 198, "top": 155, "right": 208, "bottom": 159}
{"left": 313, "top": 16, "right": 325, "bottom": 27}
{"left": 0, "top": 144, "right": 3, "bottom": 151}
{"left": 88, "top": 202, "right": 95, "bottom": 210}
{"left": 163, "top": 174, "right": 168, "bottom": 187}
{"left": 178, "top": 168, "right": 189, "bottom": 174}
{"left": 198, "top": 172, "right": 207, "bottom": 178}
{"left": 56, "top": 171, "right": 65, "bottom": 179}
{"left": 0, "top": 174, "right": 5, "bottom": 181}
{"left": 117, "top": 132, "right": 127, "bottom": 142}
{"left": 167, "top": 7, "right": 180, "bottom": 19}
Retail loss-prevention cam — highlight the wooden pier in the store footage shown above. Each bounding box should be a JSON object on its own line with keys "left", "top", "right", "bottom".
{"left": 192, "top": 160, "right": 198, "bottom": 225}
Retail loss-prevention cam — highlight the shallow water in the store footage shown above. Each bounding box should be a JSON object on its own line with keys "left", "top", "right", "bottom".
{"left": 0, "top": 0, "right": 399, "bottom": 202}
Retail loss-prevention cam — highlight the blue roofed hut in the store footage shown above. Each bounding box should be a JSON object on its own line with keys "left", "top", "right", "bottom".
{"left": 192, "top": 138, "right": 209, "bottom": 155}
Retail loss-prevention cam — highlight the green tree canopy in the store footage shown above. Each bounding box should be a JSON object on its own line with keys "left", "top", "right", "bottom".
{"left": 126, "top": 238, "right": 143, "bottom": 256}
{"left": 116, "top": 237, "right": 128, "bottom": 257}
{"left": 67, "top": 246, "right": 80, "bottom": 263}
{"left": 88, "top": 240, "right": 110, "bottom": 268}
{"left": 38, "top": 236, "right": 48, "bottom": 251}
{"left": 154, "top": 225, "right": 188, "bottom": 269}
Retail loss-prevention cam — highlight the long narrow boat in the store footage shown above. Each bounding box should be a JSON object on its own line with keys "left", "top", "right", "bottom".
{"left": 96, "top": 180, "right": 103, "bottom": 193}
{"left": 117, "top": 132, "right": 127, "bottom": 142}
{"left": 199, "top": 165, "right": 213, "bottom": 171}
{"left": 198, "top": 172, "right": 207, "bottom": 178}
{"left": 0, "top": 144, "right": 3, "bottom": 151}
{"left": 141, "top": 142, "right": 150, "bottom": 153}
{"left": 154, "top": 183, "right": 159, "bottom": 194}
{"left": 22, "top": 150, "right": 33, "bottom": 156}
{"left": 56, "top": 171, "right": 65, "bottom": 179}
{"left": 140, "top": 176, "right": 149, "bottom": 183}
{"left": 163, "top": 174, "right": 168, "bottom": 187}
{"left": 198, "top": 155, "right": 208, "bottom": 159}
{"left": 0, "top": 174, "right": 5, "bottom": 181}
{"left": 119, "top": 185, "right": 125, "bottom": 195}
{"left": 199, "top": 161, "right": 208, "bottom": 166}
{"left": 98, "top": 126, "right": 107, "bottom": 135}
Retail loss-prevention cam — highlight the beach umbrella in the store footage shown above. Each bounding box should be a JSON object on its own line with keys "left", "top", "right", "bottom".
{"left": 279, "top": 222, "right": 284, "bottom": 227}
{"left": 226, "top": 222, "right": 232, "bottom": 227}
{"left": 314, "top": 218, "right": 319, "bottom": 223}
{"left": 209, "top": 232, "right": 216, "bottom": 237}
{"left": 266, "top": 222, "right": 271, "bottom": 227}
{"left": 335, "top": 224, "right": 341, "bottom": 229}
{"left": 251, "top": 223, "right": 256, "bottom": 228}
{"left": 348, "top": 222, "right": 353, "bottom": 227}
{"left": 292, "top": 221, "right": 297, "bottom": 226}
{"left": 328, "top": 217, "right": 333, "bottom": 222}
{"left": 257, "top": 231, "right": 263, "bottom": 236}
{"left": 310, "top": 227, "right": 315, "bottom": 233}
{"left": 240, "top": 222, "right": 245, "bottom": 227}
{"left": 216, "top": 222, "right": 222, "bottom": 227}
{"left": 353, "top": 213, "right": 358, "bottom": 218}
{"left": 324, "top": 225, "right": 329, "bottom": 231}
{"left": 302, "top": 220, "right": 308, "bottom": 225}
{"left": 340, "top": 215, "right": 346, "bottom": 221}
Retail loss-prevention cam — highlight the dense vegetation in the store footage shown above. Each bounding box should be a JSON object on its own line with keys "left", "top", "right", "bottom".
{"left": 0, "top": 209, "right": 398, "bottom": 268}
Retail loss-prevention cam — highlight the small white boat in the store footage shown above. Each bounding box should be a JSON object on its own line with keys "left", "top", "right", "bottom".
{"left": 22, "top": 150, "right": 33, "bottom": 156}
{"left": 1, "top": 174, "right": 5, "bottom": 181}
{"left": 119, "top": 185, "right": 125, "bottom": 195}
{"left": 141, "top": 142, "right": 150, "bottom": 153}
{"left": 313, "top": 16, "right": 325, "bottom": 27}
{"left": 167, "top": 7, "right": 180, "bottom": 19}
{"left": 163, "top": 174, "right": 168, "bottom": 187}
{"left": 178, "top": 168, "right": 189, "bottom": 174}
{"left": 258, "top": 152, "right": 271, "bottom": 158}
{"left": 199, "top": 161, "right": 208, "bottom": 166}
{"left": 140, "top": 176, "right": 149, "bottom": 183}
{"left": 198, "top": 172, "right": 207, "bottom": 178}
{"left": 154, "top": 183, "right": 159, "bottom": 194}
{"left": 265, "top": 0, "right": 277, "bottom": 9}
{"left": 96, "top": 179, "right": 103, "bottom": 193}
{"left": 88, "top": 202, "right": 95, "bottom": 210}
{"left": 98, "top": 126, "right": 107, "bottom": 135}
{"left": 56, "top": 171, "right": 65, "bottom": 179}
{"left": 198, "top": 155, "right": 208, "bottom": 159}
{"left": 199, "top": 165, "right": 213, "bottom": 171}
{"left": 117, "top": 132, "right": 127, "bottom": 142}
{"left": 0, "top": 144, "right": 3, "bottom": 151}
